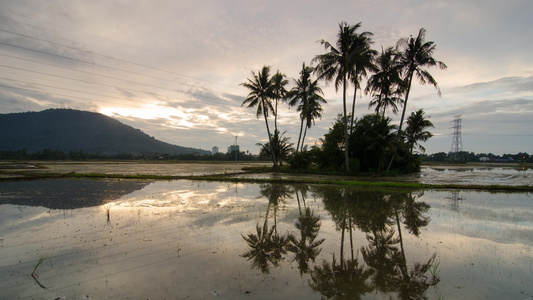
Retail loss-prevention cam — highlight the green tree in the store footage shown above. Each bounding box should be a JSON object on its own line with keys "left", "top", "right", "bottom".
{"left": 241, "top": 66, "right": 279, "bottom": 169}
{"left": 313, "top": 22, "right": 360, "bottom": 173}
{"left": 350, "top": 114, "right": 397, "bottom": 173}
{"left": 347, "top": 23, "right": 377, "bottom": 132}
{"left": 396, "top": 28, "right": 447, "bottom": 133}
{"left": 387, "top": 28, "right": 446, "bottom": 171}
{"left": 289, "top": 63, "right": 327, "bottom": 152}
{"left": 271, "top": 71, "right": 289, "bottom": 133}
{"left": 257, "top": 130, "right": 293, "bottom": 167}
{"left": 365, "top": 46, "right": 404, "bottom": 117}
{"left": 405, "top": 109, "right": 434, "bottom": 154}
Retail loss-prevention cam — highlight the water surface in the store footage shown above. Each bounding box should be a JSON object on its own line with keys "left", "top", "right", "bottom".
{"left": 1, "top": 179, "right": 532, "bottom": 299}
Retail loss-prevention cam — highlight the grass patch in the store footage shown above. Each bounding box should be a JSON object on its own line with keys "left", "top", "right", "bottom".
{"left": 3, "top": 168, "right": 532, "bottom": 192}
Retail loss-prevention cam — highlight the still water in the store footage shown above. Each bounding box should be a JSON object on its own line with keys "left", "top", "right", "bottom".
{"left": 1, "top": 179, "right": 532, "bottom": 299}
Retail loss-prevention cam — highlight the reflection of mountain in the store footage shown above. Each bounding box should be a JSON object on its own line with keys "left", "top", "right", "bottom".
{"left": 0, "top": 178, "right": 151, "bottom": 209}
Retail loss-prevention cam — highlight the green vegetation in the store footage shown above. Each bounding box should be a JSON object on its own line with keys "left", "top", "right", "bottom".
{"left": 241, "top": 22, "right": 446, "bottom": 176}
{"left": 31, "top": 255, "right": 48, "bottom": 289}
{"left": 5, "top": 168, "right": 531, "bottom": 192}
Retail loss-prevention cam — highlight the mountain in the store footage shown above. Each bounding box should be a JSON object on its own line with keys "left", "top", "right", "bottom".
{"left": 0, "top": 109, "right": 210, "bottom": 155}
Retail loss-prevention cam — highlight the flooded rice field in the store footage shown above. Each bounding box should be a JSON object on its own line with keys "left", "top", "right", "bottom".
{"left": 1, "top": 178, "right": 532, "bottom": 299}
{"left": 419, "top": 165, "right": 533, "bottom": 186}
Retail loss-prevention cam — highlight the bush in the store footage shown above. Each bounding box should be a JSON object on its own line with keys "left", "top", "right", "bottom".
{"left": 287, "top": 151, "right": 313, "bottom": 170}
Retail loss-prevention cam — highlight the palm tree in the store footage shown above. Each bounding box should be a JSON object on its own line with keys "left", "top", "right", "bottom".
{"left": 348, "top": 25, "right": 377, "bottom": 132}
{"left": 365, "top": 46, "right": 404, "bottom": 117}
{"left": 386, "top": 28, "right": 446, "bottom": 171}
{"left": 256, "top": 130, "right": 293, "bottom": 166}
{"left": 300, "top": 82, "right": 326, "bottom": 152}
{"left": 405, "top": 109, "right": 434, "bottom": 154}
{"left": 396, "top": 28, "right": 447, "bottom": 133}
{"left": 289, "top": 63, "right": 327, "bottom": 152}
{"left": 240, "top": 65, "right": 278, "bottom": 169}
{"left": 271, "top": 71, "right": 289, "bottom": 133}
{"left": 313, "top": 22, "right": 359, "bottom": 173}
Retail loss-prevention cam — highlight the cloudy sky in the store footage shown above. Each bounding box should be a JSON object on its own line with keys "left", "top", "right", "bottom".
{"left": 0, "top": 0, "right": 532, "bottom": 155}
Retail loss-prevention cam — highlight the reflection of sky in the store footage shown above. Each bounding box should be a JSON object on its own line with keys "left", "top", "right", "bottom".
{"left": 420, "top": 166, "right": 533, "bottom": 186}
{"left": 0, "top": 180, "right": 532, "bottom": 299}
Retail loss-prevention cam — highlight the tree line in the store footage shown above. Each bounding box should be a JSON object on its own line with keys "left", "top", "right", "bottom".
{"left": 0, "top": 148, "right": 265, "bottom": 162}
{"left": 241, "top": 22, "right": 447, "bottom": 174}
{"left": 423, "top": 151, "right": 532, "bottom": 163}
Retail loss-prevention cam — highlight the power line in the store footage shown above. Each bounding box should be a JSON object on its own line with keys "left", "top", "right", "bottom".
{"left": 0, "top": 9, "right": 240, "bottom": 92}
{"left": 0, "top": 62, "right": 236, "bottom": 108}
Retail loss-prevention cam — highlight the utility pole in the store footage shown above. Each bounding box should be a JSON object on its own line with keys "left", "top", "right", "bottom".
{"left": 449, "top": 115, "right": 464, "bottom": 162}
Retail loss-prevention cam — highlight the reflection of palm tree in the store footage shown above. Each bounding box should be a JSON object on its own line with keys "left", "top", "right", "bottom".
{"left": 310, "top": 255, "right": 374, "bottom": 300}
{"left": 317, "top": 187, "right": 440, "bottom": 298}
{"left": 242, "top": 224, "right": 286, "bottom": 274}
{"left": 242, "top": 184, "right": 292, "bottom": 274}
{"left": 361, "top": 228, "right": 400, "bottom": 293}
{"left": 385, "top": 192, "right": 439, "bottom": 298}
{"left": 287, "top": 207, "right": 324, "bottom": 274}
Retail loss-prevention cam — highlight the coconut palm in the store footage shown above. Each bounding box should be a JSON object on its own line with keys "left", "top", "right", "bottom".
{"left": 348, "top": 25, "right": 377, "bottom": 132}
{"left": 256, "top": 130, "right": 293, "bottom": 166}
{"left": 300, "top": 83, "right": 326, "bottom": 152}
{"left": 365, "top": 46, "right": 404, "bottom": 117}
{"left": 386, "top": 28, "right": 446, "bottom": 171}
{"left": 240, "top": 65, "right": 278, "bottom": 169}
{"left": 396, "top": 28, "right": 447, "bottom": 133}
{"left": 271, "top": 71, "right": 289, "bottom": 133}
{"left": 289, "top": 63, "right": 326, "bottom": 152}
{"left": 405, "top": 109, "right": 434, "bottom": 154}
{"left": 313, "top": 22, "right": 359, "bottom": 173}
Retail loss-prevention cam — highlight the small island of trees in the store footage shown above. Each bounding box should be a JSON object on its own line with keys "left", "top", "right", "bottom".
{"left": 241, "top": 22, "right": 447, "bottom": 175}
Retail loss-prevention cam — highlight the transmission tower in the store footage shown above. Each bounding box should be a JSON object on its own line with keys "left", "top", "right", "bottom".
{"left": 449, "top": 115, "right": 464, "bottom": 162}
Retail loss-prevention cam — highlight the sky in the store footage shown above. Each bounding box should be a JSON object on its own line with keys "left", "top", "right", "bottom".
{"left": 0, "top": 0, "right": 532, "bottom": 156}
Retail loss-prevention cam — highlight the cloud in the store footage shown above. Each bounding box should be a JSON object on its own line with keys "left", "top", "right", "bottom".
{"left": 0, "top": 0, "right": 532, "bottom": 155}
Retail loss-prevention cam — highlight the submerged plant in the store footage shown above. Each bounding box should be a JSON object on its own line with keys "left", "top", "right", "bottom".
{"left": 104, "top": 204, "right": 112, "bottom": 227}
{"left": 31, "top": 255, "right": 49, "bottom": 289}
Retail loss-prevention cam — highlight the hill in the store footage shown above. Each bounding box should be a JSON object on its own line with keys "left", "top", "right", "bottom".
{"left": 0, "top": 109, "right": 210, "bottom": 155}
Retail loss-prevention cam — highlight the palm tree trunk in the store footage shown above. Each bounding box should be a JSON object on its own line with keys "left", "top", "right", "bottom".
{"left": 300, "top": 124, "right": 308, "bottom": 152}
{"left": 386, "top": 71, "right": 414, "bottom": 172}
{"left": 263, "top": 109, "right": 278, "bottom": 170}
{"left": 342, "top": 76, "right": 350, "bottom": 173}
{"left": 296, "top": 118, "right": 304, "bottom": 153}
{"left": 350, "top": 84, "right": 357, "bottom": 135}
{"left": 398, "top": 72, "right": 414, "bottom": 133}
{"left": 274, "top": 98, "right": 279, "bottom": 133}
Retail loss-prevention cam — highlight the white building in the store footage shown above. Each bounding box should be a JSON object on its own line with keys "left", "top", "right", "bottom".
{"left": 211, "top": 146, "right": 219, "bottom": 155}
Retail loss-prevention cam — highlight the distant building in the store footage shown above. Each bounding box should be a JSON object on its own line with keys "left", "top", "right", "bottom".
{"left": 227, "top": 144, "right": 240, "bottom": 153}
{"left": 212, "top": 146, "right": 219, "bottom": 155}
